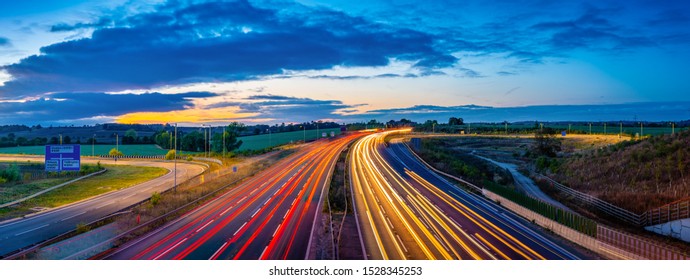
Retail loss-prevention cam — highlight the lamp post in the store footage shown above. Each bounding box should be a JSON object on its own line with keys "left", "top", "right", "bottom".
{"left": 640, "top": 122, "right": 644, "bottom": 138}
{"left": 303, "top": 125, "right": 306, "bottom": 143}
{"left": 59, "top": 134, "right": 63, "bottom": 145}
{"left": 174, "top": 123, "right": 177, "bottom": 192}
{"left": 222, "top": 126, "right": 226, "bottom": 158}
{"left": 619, "top": 122, "right": 623, "bottom": 139}
{"left": 671, "top": 122, "right": 675, "bottom": 135}
{"left": 588, "top": 123, "right": 592, "bottom": 135}
{"left": 92, "top": 134, "right": 95, "bottom": 157}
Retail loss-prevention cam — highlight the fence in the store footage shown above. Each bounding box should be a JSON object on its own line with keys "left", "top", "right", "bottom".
{"left": 645, "top": 198, "right": 690, "bottom": 226}
{"left": 536, "top": 175, "right": 645, "bottom": 226}
{"left": 484, "top": 183, "right": 597, "bottom": 237}
{"left": 597, "top": 225, "right": 689, "bottom": 260}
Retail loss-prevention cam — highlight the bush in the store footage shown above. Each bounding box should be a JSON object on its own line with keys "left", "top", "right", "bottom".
{"left": 0, "top": 163, "right": 21, "bottom": 182}
{"left": 0, "top": 177, "right": 6, "bottom": 184}
{"left": 186, "top": 156, "right": 193, "bottom": 161}
{"left": 75, "top": 222, "right": 91, "bottom": 234}
{"left": 109, "top": 148, "right": 124, "bottom": 157}
{"left": 151, "top": 192, "right": 161, "bottom": 206}
{"left": 165, "top": 149, "right": 176, "bottom": 160}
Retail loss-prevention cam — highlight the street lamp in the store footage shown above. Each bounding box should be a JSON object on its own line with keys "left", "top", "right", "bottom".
{"left": 303, "top": 125, "right": 306, "bottom": 143}
{"left": 671, "top": 122, "right": 675, "bottom": 135}
{"left": 92, "top": 134, "right": 95, "bottom": 157}
{"left": 174, "top": 123, "right": 177, "bottom": 192}
{"left": 59, "top": 134, "right": 63, "bottom": 145}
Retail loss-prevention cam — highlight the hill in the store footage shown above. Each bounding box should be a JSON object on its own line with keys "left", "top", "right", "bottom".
{"left": 552, "top": 131, "right": 690, "bottom": 213}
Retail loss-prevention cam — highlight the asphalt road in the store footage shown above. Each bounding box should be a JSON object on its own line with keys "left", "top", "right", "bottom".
{"left": 472, "top": 154, "right": 571, "bottom": 211}
{"left": 105, "top": 134, "right": 362, "bottom": 260}
{"left": 350, "top": 130, "right": 582, "bottom": 260}
{"left": 0, "top": 156, "right": 206, "bottom": 257}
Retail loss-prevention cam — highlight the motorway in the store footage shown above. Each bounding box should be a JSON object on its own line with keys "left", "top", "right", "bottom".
{"left": 0, "top": 156, "right": 206, "bottom": 257}
{"left": 350, "top": 130, "right": 582, "bottom": 260}
{"left": 105, "top": 133, "right": 363, "bottom": 260}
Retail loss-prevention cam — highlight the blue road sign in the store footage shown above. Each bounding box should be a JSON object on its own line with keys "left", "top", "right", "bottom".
{"left": 232, "top": 166, "right": 238, "bottom": 173}
{"left": 561, "top": 131, "right": 567, "bottom": 137}
{"left": 45, "top": 145, "right": 81, "bottom": 171}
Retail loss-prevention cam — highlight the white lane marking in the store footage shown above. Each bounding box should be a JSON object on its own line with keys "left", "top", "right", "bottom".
{"left": 386, "top": 217, "right": 394, "bottom": 230}
{"left": 153, "top": 237, "right": 187, "bottom": 260}
{"left": 291, "top": 198, "right": 297, "bottom": 206}
{"left": 14, "top": 224, "right": 49, "bottom": 236}
{"left": 273, "top": 223, "right": 282, "bottom": 237}
{"left": 259, "top": 246, "right": 269, "bottom": 259}
{"left": 60, "top": 211, "right": 86, "bottom": 222}
{"left": 396, "top": 234, "right": 408, "bottom": 253}
{"left": 250, "top": 207, "right": 261, "bottom": 218}
{"left": 233, "top": 222, "right": 248, "bottom": 236}
{"left": 263, "top": 198, "right": 271, "bottom": 206}
{"left": 220, "top": 206, "right": 233, "bottom": 216}
{"left": 283, "top": 210, "right": 289, "bottom": 219}
{"left": 209, "top": 242, "right": 228, "bottom": 260}
{"left": 250, "top": 188, "right": 258, "bottom": 195}
{"left": 274, "top": 189, "right": 280, "bottom": 196}
{"left": 95, "top": 201, "right": 113, "bottom": 209}
{"left": 237, "top": 196, "right": 247, "bottom": 204}
{"left": 196, "top": 219, "right": 215, "bottom": 233}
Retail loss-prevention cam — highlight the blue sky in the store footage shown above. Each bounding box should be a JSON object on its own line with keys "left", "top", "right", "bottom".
{"left": 0, "top": 0, "right": 689, "bottom": 125}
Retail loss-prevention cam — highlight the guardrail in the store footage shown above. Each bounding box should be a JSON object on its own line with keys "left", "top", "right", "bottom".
{"left": 403, "top": 140, "right": 690, "bottom": 259}
{"left": 535, "top": 175, "right": 645, "bottom": 226}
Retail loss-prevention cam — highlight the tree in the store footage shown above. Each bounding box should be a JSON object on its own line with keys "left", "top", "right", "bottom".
{"left": 123, "top": 129, "right": 137, "bottom": 144}
{"left": 449, "top": 117, "right": 464, "bottom": 126}
{"left": 109, "top": 148, "right": 124, "bottom": 157}
{"left": 154, "top": 131, "right": 172, "bottom": 149}
{"left": 213, "top": 122, "right": 244, "bottom": 154}
{"left": 49, "top": 137, "right": 59, "bottom": 144}
{"left": 532, "top": 130, "right": 561, "bottom": 157}
{"left": 63, "top": 135, "right": 72, "bottom": 144}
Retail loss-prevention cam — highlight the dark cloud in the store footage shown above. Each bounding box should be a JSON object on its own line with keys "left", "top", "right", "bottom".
{"left": 0, "top": 0, "right": 451, "bottom": 99}
{"left": 0, "top": 91, "right": 216, "bottom": 125}
{"left": 0, "top": 37, "right": 10, "bottom": 47}
{"left": 209, "top": 94, "right": 364, "bottom": 123}
{"left": 50, "top": 17, "right": 113, "bottom": 32}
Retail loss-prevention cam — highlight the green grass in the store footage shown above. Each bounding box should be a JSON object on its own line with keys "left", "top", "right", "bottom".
{"left": 0, "top": 129, "right": 343, "bottom": 155}
{"left": 237, "top": 128, "right": 342, "bottom": 151}
{"left": 1, "top": 177, "right": 75, "bottom": 205}
{"left": 0, "top": 144, "right": 167, "bottom": 156}
{"left": 0, "top": 164, "right": 167, "bottom": 220}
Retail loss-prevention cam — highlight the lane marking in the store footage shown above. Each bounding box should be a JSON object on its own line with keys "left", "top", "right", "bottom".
{"left": 14, "top": 224, "right": 49, "bottom": 236}
{"left": 153, "top": 237, "right": 187, "bottom": 260}
{"left": 209, "top": 242, "right": 228, "bottom": 260}
{"left": 233, "top": 222, "right": 248, "bottom": 236}
{"left": 273, "top": 223, "right": 281, "bottom": 237}
{"left": 251, "top": 207, "right": 261, "bottom": 218}
{"left": 396, "top": 234, "right": 408, "bottom": 253}
{"left": 59, "top": 211, "right": 86, "bottom": 222}
{"left": 196, "top": 219, "right": 214, "bottom": 233}
{"left": 259, "top": 246, "right": 269, "bottom": 259}
{"left": 220, "top": 206, "right": 233, "bottom": 216}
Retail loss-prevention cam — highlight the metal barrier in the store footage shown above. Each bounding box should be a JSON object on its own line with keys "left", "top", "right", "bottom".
{"left": 645, "top": 198, "right": 690, "bottom": 226}
{"left": 536, "top": 175, "right": 645, "bottom": 226}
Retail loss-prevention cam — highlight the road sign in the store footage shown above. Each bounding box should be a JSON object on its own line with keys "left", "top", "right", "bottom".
{"left": 321, "top": 132, "right": 327, "bottom": 138}
{"left": 330, "top": 131, "right": 335, "bottom": 137}
{"left": 232, "top": 166, "right": 238, "bottom": 173}
{"left": 45, "top": 145, "right": 81, "bottom": 171}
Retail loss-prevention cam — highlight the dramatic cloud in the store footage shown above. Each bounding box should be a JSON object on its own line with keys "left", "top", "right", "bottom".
{"left": 0, "top": 91, "right": 216, "bottom": 124}
{"left": 0, "top": 0, "right": 453, "bottom": 99}
{"left": 208, "top": 94, "right": 364, "bottom": 123}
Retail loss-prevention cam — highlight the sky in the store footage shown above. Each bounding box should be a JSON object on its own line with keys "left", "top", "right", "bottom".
{"left": 0, "top": 0, "right": 689, "bottom": 126}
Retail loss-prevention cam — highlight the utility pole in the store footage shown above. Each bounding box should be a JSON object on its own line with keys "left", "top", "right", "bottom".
{"left": 303, "top": 125, "right": 306, "bottom": 143}
{"left": 269, "top": 128, "right": 272, "bottom": 147}
{"left": 671, "top": 122, "right": 675, "bottom": 135}
{"left": 604, "top": 123, "right": 607, "bottom": 135}
{"left": 640, "top": 122, "right": 644, "bottom": 138}
{"left": 60, "top": 134, "right": 63, "bottom": 145}
{"left": 504, "top": 122, "right": 507, "bottom": 135}
{"left": 619, "top": 122, "right": 623, "bottom": 139}
{"left": 92, "top": 134, "right": 95, "bottom": 157}
{"left": 468, "top": 123, "right": 471, "bottom": 134}
{"left": 174, "top": 123, "right": 177, "bottom": 192}
{"left": 317, "top": 123, "right": 320, "bottom": 139}
{"left": 223, "top": 126, "right": 226, "bottom": 158}
{"left": 589, "top": 123, "right": 592, "bottom": 135}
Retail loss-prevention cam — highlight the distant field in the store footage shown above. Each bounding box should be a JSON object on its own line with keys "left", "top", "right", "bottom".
{"left": 237, "top": 128, "right": 342, "bottom": 151}
{"left": 0, "top": 144, "right": 166, "bottom": 156}
{"left": 466, "top": 123, "right": 685, "bottom": 136}
{"left": 0, "top": 128, "right": 343, "bottom": 155}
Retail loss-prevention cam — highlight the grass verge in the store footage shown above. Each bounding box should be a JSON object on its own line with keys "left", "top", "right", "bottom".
{"left": 0, "top": 165, "right": 167, "bottom": 220}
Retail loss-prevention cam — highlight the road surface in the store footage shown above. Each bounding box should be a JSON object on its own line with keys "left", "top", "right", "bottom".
{"left": 350, "top": 130, "right": 581, "bottom": 260}
{"left": 105, "top": 133, "right": 362, "bottom": 260}
{"left": 472, "top": 154, "right": 571, "bottom": 211}
{"left": 0, "top": 156, "right": 206, "bottom": 257}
